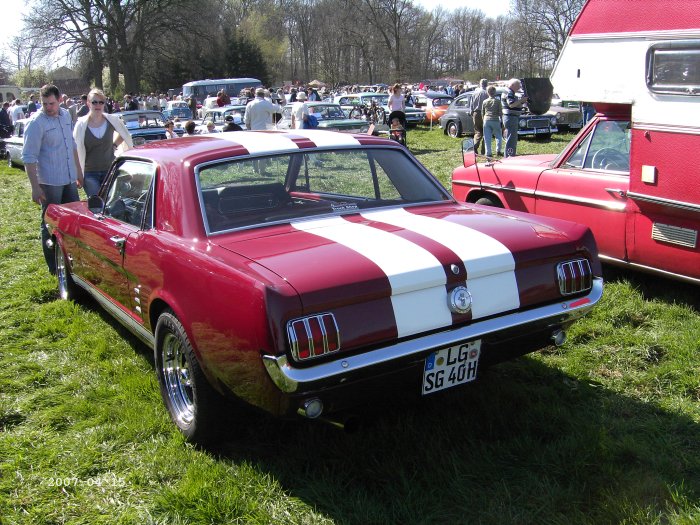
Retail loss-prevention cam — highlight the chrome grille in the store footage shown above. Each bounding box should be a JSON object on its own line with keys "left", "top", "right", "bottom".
{"left": 528, "top": 118, "right": 550, "bottom": 129}
{"left": 557, "top": 259, "right": 593, "bottom": 295}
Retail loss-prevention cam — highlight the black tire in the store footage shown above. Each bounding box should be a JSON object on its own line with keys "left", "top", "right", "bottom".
{"left": 55, "top": 241, "right": 81, "bottom": 300}
{"left": 474, "top": 196, "right": 502, "bottom": 207}
{"left": 447, "top": 121, "right": 461, "bottom": 138}
{"left": 154, "top": 309, "right": 225, "bottom": 444}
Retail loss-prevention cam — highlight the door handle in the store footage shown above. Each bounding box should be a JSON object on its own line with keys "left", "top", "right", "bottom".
{"left": 605, "top": 188, "right": 626, "bottom": 198}
{"left": 109, "top": 236, "right": 126, "bottom": 249}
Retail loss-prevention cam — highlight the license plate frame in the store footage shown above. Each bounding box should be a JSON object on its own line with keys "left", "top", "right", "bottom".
{"left": 422, "top": 340, "right": 481, "bottom": 395}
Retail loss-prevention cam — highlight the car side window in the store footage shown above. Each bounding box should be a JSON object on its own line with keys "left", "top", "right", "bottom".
{"left": 563, "top": 120, "right": 630, "bottom": 173}
{"left": 103, "top": 160, "right": 156, "bottom": 228}
{"left": 564, "top": 132, "right": 593, "bottom": 169}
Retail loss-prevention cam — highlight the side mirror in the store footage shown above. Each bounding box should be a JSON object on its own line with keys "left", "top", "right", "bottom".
{"left": 462, "top": 138, "right": 476, "bottom": 168}
{"left": 88, "top": 195, "right": 105, "bottom": 215}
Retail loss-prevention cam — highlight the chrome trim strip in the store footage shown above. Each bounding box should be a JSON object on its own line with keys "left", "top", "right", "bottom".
{"left": 263, "top": 278, "right": 603, "bottom": 393}
{"left": 451, "top": 179, "right": 536, "bottom": 197}
{"left": 634, "top": 122, "right": 700, "bottom": 135}
{"left": 626, "top": 192, "right": 700, "bottom": 214}
{"left": 72, "top": 274, "right": 155, "bottom": 348}
{"left": 599, "top": 255, "right": 700, "bottom": 285}
{"left": 534, "top": 190, "right": 627, "bottom": 211}
{"left": 571, "top": 29, "right": 700, "bottom": 41}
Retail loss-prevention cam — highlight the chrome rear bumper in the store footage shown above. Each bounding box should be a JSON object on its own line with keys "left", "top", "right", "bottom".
{"left": 263, "top": 278, "right": 603, "bottom": 394}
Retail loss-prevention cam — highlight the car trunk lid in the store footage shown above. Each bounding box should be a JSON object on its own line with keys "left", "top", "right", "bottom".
{"left": 211, "top": 204, "right": 592, "bottom": 351}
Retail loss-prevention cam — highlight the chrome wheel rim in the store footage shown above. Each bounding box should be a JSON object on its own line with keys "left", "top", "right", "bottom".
{"left": 55, "top": 248, "right": 69, "bottom": 300}
{"left": 161, "top": 332, "right": 195, "bottom": 426}
{"left": 448, "top": 123, "right": 458, "bottom": 137}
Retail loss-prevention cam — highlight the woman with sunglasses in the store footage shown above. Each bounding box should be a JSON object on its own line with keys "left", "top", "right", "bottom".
{"left": 73, "top": 88, "right": 133, "bottom": 197}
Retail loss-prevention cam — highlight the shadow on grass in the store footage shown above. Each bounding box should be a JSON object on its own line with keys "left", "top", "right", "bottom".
{"left": 69, "top": 271, "right": 700, "bottom": 523}
{"left": 208, "top": 356, "right": 700, "bottom": 524}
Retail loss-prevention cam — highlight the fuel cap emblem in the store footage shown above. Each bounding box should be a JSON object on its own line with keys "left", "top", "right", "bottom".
{"left": 448, "top": 286, "right": 472, "bottom": 314}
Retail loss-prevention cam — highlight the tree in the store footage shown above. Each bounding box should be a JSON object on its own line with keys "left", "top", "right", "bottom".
{"left": 513, "top": 0, "right": 584, "bottom": 62}
{"left": 11, "top": 68, "right": 50, "bottom": 89}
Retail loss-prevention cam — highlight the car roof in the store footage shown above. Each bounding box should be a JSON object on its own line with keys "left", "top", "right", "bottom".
{"left": 204, "top": 105, "right": 247, "bottom": 113}
{"left": 123, "top": 130, "right": 402, "bottom": 165}
{"left": 285, "top": 101, "right": 340, "bottom": 107}
{"left": 117, "top": 110, "right": 163, "bottom": 116}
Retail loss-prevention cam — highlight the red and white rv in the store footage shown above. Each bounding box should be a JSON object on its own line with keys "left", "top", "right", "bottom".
{"left": 452, "top": 0, "right": 700, "bottom": 284}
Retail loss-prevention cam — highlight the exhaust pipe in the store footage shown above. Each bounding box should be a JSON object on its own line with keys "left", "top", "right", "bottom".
{"left": 551, "top": 329, "right": 567, "bottom": 346}
{"left": 317, "top": 414, "right": 361, "bottom": 434}
{"left": 297, "top": 398, "right": 361, "bottom": 433}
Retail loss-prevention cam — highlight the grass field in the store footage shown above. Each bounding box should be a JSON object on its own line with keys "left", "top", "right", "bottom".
{"left": 1, "top": 127, "right": 699, "bottom": 524}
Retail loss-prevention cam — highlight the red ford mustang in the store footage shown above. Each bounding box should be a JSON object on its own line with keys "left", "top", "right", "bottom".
{"left": 45, "top": 130, "right": 602, "bottom": 444}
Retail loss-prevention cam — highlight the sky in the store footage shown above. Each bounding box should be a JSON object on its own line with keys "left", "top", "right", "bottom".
{"left": 1, "top": 0, "right": 511, "bottom": 72}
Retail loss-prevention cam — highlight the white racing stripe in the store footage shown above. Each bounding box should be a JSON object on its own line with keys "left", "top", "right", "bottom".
{"left": 362, "top": 208, "right": 520, "bottom": 319}
{"left": 213, "top": 132, "right": 303, "bottom": 154}
{"left": 213, "top": 130, "right": 361, "bottom": 154}
{"left": 287, "top": 130, "right": 362, "bottom": 148}
{"left": 292, "top": 216, "right": 452, "bottom": 337}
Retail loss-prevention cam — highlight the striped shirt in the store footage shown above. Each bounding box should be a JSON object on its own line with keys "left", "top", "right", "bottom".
{"left": 22, "top": 107, "right": 79, "bottom": 186}
{"left": 501, "top": 88, "right": 523, "bottom": 116}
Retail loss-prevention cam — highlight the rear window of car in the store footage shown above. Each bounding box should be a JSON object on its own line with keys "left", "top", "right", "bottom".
{"left": 196, "top": 148, "right": 450, "bottom": 234}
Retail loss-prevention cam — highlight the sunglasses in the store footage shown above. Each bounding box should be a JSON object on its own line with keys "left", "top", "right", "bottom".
{"left": 91, "top": 100, "right": 105, "bottom": 105}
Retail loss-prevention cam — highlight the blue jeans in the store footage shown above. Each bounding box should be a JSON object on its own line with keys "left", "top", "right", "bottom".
{"left": 83, "top": 170, "right": 108, "bottom": 198}
{"left": 483, "top": 119, "right": 503, "bottom": 157}
{"left": 503, "top": 114, "right": 520, "bottom": 157}
{"left": 40, "top": 183, "right": 80, "bottom": 274}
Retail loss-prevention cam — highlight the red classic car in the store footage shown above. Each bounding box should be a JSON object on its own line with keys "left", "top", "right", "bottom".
{"left": 45, "top": 130, "right": 602, "bottom": 444}
{"left": 452, "top": 105, "right": 700, "bottom": 284}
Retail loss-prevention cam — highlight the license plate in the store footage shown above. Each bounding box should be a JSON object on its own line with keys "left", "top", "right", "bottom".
{"left": 535, "top": 127, "right": 549, "bottom": 133}
{"left": 422, "top": 340, "right": 481, "bottom": 395}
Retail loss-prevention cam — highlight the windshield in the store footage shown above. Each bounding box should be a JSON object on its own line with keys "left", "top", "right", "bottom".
{"left": 197, "top": 148, "right": 450, "bottom": 233}
{"left": 121, "top": 112, "right": 166, "bottom": 129}
{"left": 364, "top": 94, "right": 389, "bottom": 105}
{"left": 308, "top": 105, "right": 346, "bottom": 119}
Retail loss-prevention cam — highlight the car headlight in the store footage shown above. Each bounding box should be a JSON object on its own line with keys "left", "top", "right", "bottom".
{"left": 519, "top": 119, "right": 526, "bottom": 128}
{"left": 550, "top": 116, "right": 558, "bottom": 125}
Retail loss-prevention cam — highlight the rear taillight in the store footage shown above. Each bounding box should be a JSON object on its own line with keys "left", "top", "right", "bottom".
{"left": 287, "top": 313, "right": 340, "bottom": 361}
{"left": 557, "top": 259, "right": 593, "bottom": 295}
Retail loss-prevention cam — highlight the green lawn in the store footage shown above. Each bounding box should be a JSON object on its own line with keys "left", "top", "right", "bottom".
{"left": 1, "top": 127, "right": 699, "bottom": 524}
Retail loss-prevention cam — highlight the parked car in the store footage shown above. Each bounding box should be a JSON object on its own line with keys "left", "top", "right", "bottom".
{"left": 438, "top": 92, "right": 476, "bottom": 137}
{"left": 334, "top": 92, "right": 426, "bottom": 127}
{"left": 277, "top": 102, "right": 370, "bottom": 132}
{"left": 453, "top": 113, "right": 698, "bottom": 283}
{"left": 161, "top": 100, "right": 193, "bottom": 120}
{"left": 414, "top": 92, "right": 454, "bottom": 124}
{"left": 116, "top": 110, "right": 183, "bottom": 144}
{"left": 547, "top": 104, "right": 583, "bottom": 132}
{"left": 199, "top": 105, "right": 247, "bottom": 131}
{"left": 45, "top": 129, "right": 602, "bottom": 444}
{"left": 6, "top": 118, "right": 28, "bottom": 168}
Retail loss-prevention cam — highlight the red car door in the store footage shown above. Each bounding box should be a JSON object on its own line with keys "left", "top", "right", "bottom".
{"left": 75, "top": 159, "right": 157, "bottom": 322}
{"left": 534, "top": 118, "right": 631, "bottom": 261}
{"left": 76, "top": 215, "right": 137, "bottom": 313}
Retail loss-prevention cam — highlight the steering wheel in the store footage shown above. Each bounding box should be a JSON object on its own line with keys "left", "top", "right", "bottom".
{"left": 591, "top": 148, "right": 629, "bottom": 171}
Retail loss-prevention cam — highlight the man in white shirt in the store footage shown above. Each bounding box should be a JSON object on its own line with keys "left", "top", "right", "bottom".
{"left": 291, "top": 91, "right": 308, "bottom": 129}
{"left": 11, "top": 99, "right": 26, "bottom": 122}
{"left": 244, "top": 88, "right": 282, "bottom": 130}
